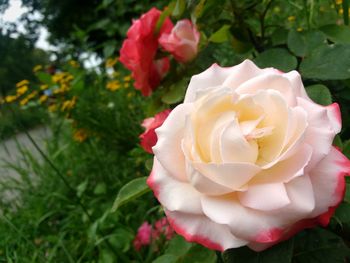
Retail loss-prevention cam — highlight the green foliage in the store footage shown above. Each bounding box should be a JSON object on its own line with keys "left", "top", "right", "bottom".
{"left": 112, "top": 177, "right": 150, "bottom": 212}
{"left": 1, "top": 0, "right": 350, "bottom": 262}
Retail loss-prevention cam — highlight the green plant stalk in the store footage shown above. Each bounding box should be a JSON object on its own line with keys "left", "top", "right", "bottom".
{"left": 343, "top": 0, "right": 349, "bottom": 25}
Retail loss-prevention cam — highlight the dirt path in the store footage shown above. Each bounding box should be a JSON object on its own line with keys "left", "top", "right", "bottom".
{"left": 0, "top": 127, "right": 51, "bottom": 202}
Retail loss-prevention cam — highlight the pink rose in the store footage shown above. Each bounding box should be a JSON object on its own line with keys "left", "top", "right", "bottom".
{"left": 147, "top": 60, "right": 350, "bottom": 251}
{"left": 120, "top": 8, "right": 173, "bottom": 96}
{"left": 152, "top": 217, "right": 174, "bottom": 240}
{"left": 133, "top": 222, "right": 152, "bottom": 251}
{"left": 140, "top": 109, "right": 171, "bottom": 154}
{"left": 159, "top": 19, "right": 200, "bottom": 63}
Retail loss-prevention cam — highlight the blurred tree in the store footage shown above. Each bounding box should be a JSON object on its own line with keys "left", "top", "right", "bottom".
{"left": 0, "top": 31, "right": 49, "bottom": 94}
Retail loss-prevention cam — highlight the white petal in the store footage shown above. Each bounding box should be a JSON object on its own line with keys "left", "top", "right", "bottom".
{"left": 186, "top": 162, "right": 234, "bottom": 195}
{"left": 222, "top": 60, "right": 265, "bottom": 89}
{"left": 148, "top": 158, "right": 203, "bottom": 214}
{"left": 326, "top": 103, "right": 342, "bottom": 134}
{"left": 282, "top": 71, "right": 309, "bottom": 100}
{"left": 220, "top": 118, "right": 258, "bottom": 163}
{"left": 238, "top": 183, "right": 290, "bottom": 211}
{"left": 201, "top": 195, "right": 281, "bottom": 241}
{"left": 153, "top": 103, "right": 194, "bottom": 181}
{"left": 251, "top": 144, "right": 312, "bottom": 184}
{"left": 184, "top": 64, "right": 237, "bottom": 103}
{"left": 235, "top": 73, "right": 296, "bottom": 105}
{"left": 166, "top": 210, "right": 247, "bottom": 251}
{"left": 192, "top": 161, "right": 261, "bottom": 190}
{"left": 309, "top": 147, "right": 350, "bottom": 218}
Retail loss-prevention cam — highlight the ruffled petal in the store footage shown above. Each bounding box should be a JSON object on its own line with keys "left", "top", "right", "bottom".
{"left": 238, "top": 183, "right": 290, "bottom": 211}
{"left": 153, "top": 103, "right": 194, "bottom": 181}
{"left": 148, "top": 158, "right": 202, "bottom": 214}
{"left": 166, "top": 210, "right": 248, "bottom": 251}
{"left": 192, "top": 161, "right": 261, "bottom": 190}
{"left": 309, "top": 147, "right": 350, "bottom": 218}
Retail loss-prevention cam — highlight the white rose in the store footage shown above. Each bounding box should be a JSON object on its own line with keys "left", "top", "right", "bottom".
{"left": 148, "top": 60, "right": 350, "bottom": 251}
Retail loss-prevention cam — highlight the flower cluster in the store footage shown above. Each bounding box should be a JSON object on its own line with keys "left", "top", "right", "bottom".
{"left": 133, "top": 217, "right": 174, "bottom": 251}
{"left": 120, "top": 8, "right": 200, "bottom": 96}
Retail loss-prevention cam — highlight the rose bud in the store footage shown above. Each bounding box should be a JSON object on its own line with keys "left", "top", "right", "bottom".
{"left": 159, "top": 19, "right": 200, "bottom": 63}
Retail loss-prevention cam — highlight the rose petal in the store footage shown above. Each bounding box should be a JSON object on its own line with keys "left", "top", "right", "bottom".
{"left": 309, "top": 146, "right": 350, "bottom": 218}
{"left": 185, "top": 60, "right": 264, "bottom": 103}
{"left": 165, "top": 210, "right": 247, "bottom": 251}
{"left": 251, "top": 144, "right": 312, "bottom": 184}
{"left": 235, "top": 74, "right": 296, "bottom": 106}
{"left": 192, "top": 161, "right": 261, "bottom": 190}
{"left": 153, "top": 103, "right": 194, "bottom": 181}
{"left": 238, "top": 183, "right": 290, "bottom": 211}
{"left": 148, "top": 158, "right": 203, "bottom": 214}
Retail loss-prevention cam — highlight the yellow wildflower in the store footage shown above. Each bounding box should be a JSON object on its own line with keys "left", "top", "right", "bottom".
{"left": 48, "top": 104, "right": 57, "bottom": 112}
{"left": 69, "top": 60, "right": 79, "bottom": 68}
{"left": 40, "top": 84, "right": 48, "bottom": 90}
{"left": 123, "top": 75, "right": 132, "bottom": 82}
{"left": 297, "top": 27, "right": 303, "bottom": 32}
{"left": 288, "top": 16, "right": 296, "bottom": 22}
{"left": 64, "top": 74, "right": 74, "bottom": 82}
{"left": 5, "top": 95, "right": 17, "bottom": 103}
{"left": 73, "top": 129, "right": 88, "bottom": 142}
{"left": 106, "top": 80, "right": 121, "bottom": 91}
{"left": 339, "top": 8, "right": 344, "bottom": 15}
{"left": 33, "top": 65, "right": 43, "bottom": 72}
{"left": 20, "top": 98, "right": 29, "bottom": 106}
{"left": 52, "top": 72, "right": 66, "bottom": 83}
{"left": 61, "top": 97, "right": 77, "bottom": 112}
{"left": 127, "top": 92, "right": 134, "bottom": 98}
{"left": 26, "top": 91, "right": 38, "bottom": 100}
{"left": 16, "top": 85, "right": 28, "bottom": 96}
{"left": 16, "top": 79, "right": 29, "bottom": 88}
{"left": 105, "top": 57, "right": 118, "bottom": 68}
{"left": 124, "top": 83, "right": 130, "bottom": 88}
{"left": 39, "top": 95, "right": 48, "bottom": 103}
{"left": 336, "top": 0, "right": 342, "bottom": 4}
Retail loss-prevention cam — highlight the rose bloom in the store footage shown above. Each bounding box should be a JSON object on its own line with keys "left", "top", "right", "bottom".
{"left": 140, "top": 109, "right": 171, "bottom": 154}
{"left": 159, "top": 19, "right": 200, "bottom": 63}
{"left": 119, "top": 8, "right": 173, "bottom": 96}
{"left": 147, "top": 60, "right": 350, "bottom": 251}
{"left": 133, "top": 222, "right": 152, "bottom": 251}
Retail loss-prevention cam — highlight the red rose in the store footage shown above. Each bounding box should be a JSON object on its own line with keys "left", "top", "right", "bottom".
{"left": 140, "top": 109, "right": 171, "bottom": 153}
{"left": 120, "top": 8, "right": 173, "bottom": 96}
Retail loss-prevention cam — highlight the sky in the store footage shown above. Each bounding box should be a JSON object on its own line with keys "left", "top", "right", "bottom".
{"left": 1, "top": 0, "right": 101, "bottom": 68}
{"left": 1, "top": 0, "right": 54, "bottom": 51}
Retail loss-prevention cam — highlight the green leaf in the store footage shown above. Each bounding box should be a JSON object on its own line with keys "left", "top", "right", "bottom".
{"left": 153, "top": 254, "right": 178, "bottom": 263}
{"left": 36, "top": 72, "right": 52, "bottom": 84}
{"left": 111, "top": 177, "right": 150, "bottom": 212}
{"left": 209, "top": 25, "right": 231, "bottom": 43}
{"left": 76, "top": 179, "right": 88, "bottom": 198}
{"left": 181, "top": 244, "right": 217, "bottom": 263}
{"left": 172, "top": 0, "right": 186, "bottom": 18}
{"left": 165, "top": 235, "right": 192, "bottom": 256}
{"left": 271, "top": 28, "right": 288, "bottom": 46}
{"left": 254, "top": 48, "right": 297, "bottom": 72}
{"left": 103, "top": 42, "right": 116, "bottom": 58}
{"left": 343, "top": 139, "right": 350, "bottom": 159}
{"left": 287, "top": 30, "right": 307, "bottom": 57}
{"left": 300, "top": 44, "right": 350, "bottom": 80}
{"left": 161, "top": 79, "right": 188, "bottom": 104}
{"left": 305, "top": 84, "right": 332, "bottom": 105}
{"left": 287, "top": 30, "right": 326, "bottom": 57}
{"left": 223, "top": 239, "right": 294, "bottom": 263}
{"left": 93, "top": 182, "right": 107, "bottom": 195}
{"left": 293, "top": 228, "right": 350, "bottom": 263}
{"left": 320, "top": 24, "right": 350, "bottom": 44}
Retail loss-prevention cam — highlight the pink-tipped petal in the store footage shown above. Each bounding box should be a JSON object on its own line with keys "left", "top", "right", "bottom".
{"left": 166, "top": 210, "right": 247, "bottom": 251}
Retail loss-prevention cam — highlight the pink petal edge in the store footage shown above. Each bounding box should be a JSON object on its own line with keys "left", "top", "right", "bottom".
{"left": 165, "top": 210, "right": 224, "bottom": 251}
